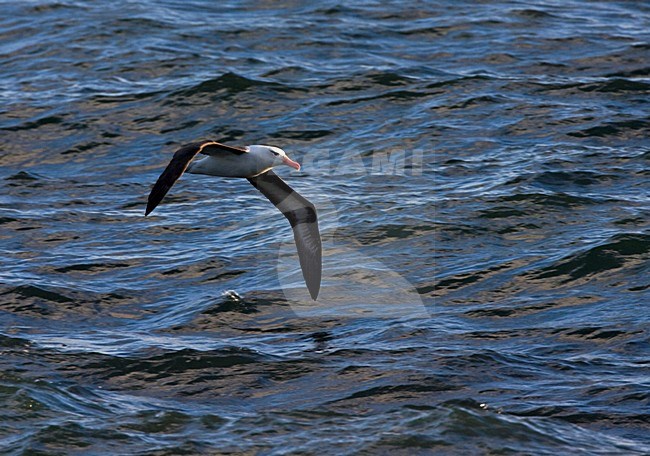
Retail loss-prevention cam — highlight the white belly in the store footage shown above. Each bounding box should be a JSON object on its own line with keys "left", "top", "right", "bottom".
{"left": 188, "top": 155, "right": 269, "bottom": 178}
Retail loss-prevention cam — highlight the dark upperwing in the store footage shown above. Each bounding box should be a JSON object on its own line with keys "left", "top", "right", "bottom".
{"left": 145, "top": 141, "right": 248, "bottom": 216}
{"left": 247, "top": 170, "right": 322, "bottom": 300}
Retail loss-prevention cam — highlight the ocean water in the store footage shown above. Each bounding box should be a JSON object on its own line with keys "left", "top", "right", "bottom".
{"left": 1, "top": 0, "right": 648, "bottom": 454}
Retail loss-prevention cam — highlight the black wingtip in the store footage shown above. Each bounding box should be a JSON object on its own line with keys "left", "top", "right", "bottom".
{"left": 308, "top": 287, "right": 320, "bottom": 300}
{"left": 304, "top": 260, "right": 322, "bottom": 301}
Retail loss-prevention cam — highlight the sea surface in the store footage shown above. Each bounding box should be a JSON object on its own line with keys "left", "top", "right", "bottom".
{"left": 1, "top": 1, "right": 649, "bottom": 454}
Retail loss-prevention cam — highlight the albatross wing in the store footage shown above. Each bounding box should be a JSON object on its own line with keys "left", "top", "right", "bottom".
{"left": 247, "top": 170, "right": 322, "bottom": 300}
{"left": 145, "top": 141, "right": 248, "bottom": 216}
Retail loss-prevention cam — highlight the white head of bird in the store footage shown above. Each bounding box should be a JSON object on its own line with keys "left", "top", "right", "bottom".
{"left": 248, "top": 145, "right": 301, "bottom": 171}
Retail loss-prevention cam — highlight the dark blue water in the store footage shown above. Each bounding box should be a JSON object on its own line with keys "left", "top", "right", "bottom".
{"left": 1, "top": 1, "right": 649, "bottom": 454}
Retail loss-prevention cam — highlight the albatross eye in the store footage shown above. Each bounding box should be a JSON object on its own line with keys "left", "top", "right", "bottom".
{"left": 271, "top": 151, "right": 280, "bottom": 156}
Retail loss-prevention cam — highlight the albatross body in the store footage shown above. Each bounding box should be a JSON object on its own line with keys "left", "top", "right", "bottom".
{"left": 145, "top": 140, "right": 322, "bottom": 300}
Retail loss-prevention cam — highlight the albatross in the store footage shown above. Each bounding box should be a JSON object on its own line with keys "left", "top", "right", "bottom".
{"left": 145, "top": 140, "right": 322, "bottom": 300}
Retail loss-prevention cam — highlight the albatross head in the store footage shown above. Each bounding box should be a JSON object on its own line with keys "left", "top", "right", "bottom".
{"left": 249, "top": 145, "right": 301, "bottom": 171}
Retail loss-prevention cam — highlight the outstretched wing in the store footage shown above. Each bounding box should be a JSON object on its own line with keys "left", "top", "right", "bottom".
{"left": 247, "top": 170, "right": 322, "bottom": 300}
{"left": 145, "top": 141, "right": 248, "bottom": 216}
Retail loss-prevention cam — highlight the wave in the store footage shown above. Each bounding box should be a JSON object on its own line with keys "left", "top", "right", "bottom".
{"left": 530, "top": 233, "right": 649, "bottom": 283}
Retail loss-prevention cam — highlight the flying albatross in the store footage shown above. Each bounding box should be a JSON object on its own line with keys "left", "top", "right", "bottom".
{"left": 145, "top": 140, "right": 322, "bottom": 300}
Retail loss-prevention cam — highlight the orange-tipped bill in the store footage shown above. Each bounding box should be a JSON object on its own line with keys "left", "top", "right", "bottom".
{"left": 282, "top": 156, "right": 301, "bottom": 170}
